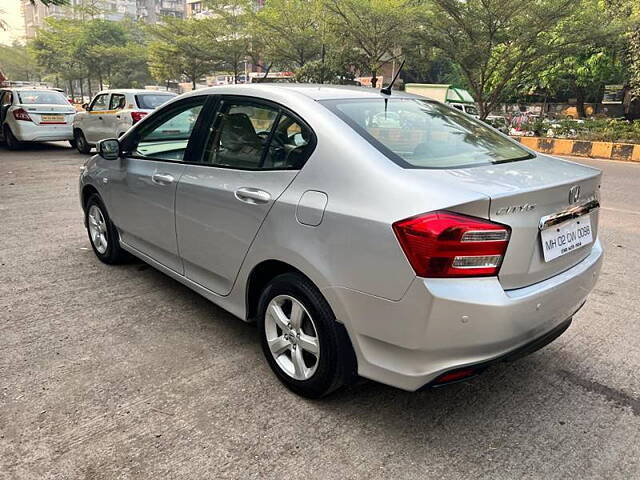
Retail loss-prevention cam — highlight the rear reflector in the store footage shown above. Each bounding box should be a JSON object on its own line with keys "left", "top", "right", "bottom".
{"left": 434, "top": 368, "right": 477, "bottom": 385}
{"left": 13, "top": 108, "right": 32, "bottom": 122}
{"left": 392, "top": 211, "right": 511, "bottom": 278}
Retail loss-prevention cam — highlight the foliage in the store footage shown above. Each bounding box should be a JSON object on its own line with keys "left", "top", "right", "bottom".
{"left": 147, "top": 17, "right": 218, "bottom": 88}
{"left": 0, "top": 43, "right": 40, "bottom": 81}
{"left": 29, "top": 17, "right": 152, "bottom": 93}
{"left": 522, "top": 118, "right": 640, "bottom": 143}
{"left": 323, "top": 0, "right": 418, "bottom": 87}
{"left": 253, "top": 0, "right": 325, "bottom": 70}
{"left": 415, "top": 0, "right": 624, "bottom": 118}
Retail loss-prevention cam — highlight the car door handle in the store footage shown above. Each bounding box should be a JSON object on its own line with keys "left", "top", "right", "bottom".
{"left": 235, "top": 187, "right": 271, "bottom": 204}
{"left": 151, "top": 173, "right": 175, "bottom": 185}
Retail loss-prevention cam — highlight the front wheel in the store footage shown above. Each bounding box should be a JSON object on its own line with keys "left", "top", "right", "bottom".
{"left": 75, "top": 129, "right": 91, "bottom": 154}
{"left": 85, "top": 194, "right": 128, "bottom": 264}
{"left": 257, "top": 272, "right": 357, "bottom": 398}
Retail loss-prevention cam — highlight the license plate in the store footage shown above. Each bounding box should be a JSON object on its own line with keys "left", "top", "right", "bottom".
{"left": 41, "top": 115, "right": 64, "bottom": 123}
{"left": 540, "top": 214, "right": 593, "bottom": 262}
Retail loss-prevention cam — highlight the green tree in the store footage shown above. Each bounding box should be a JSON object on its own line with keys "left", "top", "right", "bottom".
{"left": 147, "top": 17, "right": 217, "bottom": 89}
{"left": 0, "top": 43, "right": 40, "bottom": 82}
{"left": 253, "top": 0, "right": 324, "bottom": 70}
{"left": 416, "top": 0, "right": 615, "bottom": 119}
{"left": 202, "top": 0, "right": 253, "bottom": 83}
{"left": 323, "top": 0, "right": 418, "bottom": 88}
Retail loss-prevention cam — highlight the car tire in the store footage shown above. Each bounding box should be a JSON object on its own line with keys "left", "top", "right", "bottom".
{"left": 4, "top": 125, "right": 22, "bottom": 150}
{"left": 85, "top": 193, "right": 128, "bottom": 265}
{"left": 75, "top": 129, "right": 91, "bottom": 154}
{"left": 257, "top": 272, "right": 357, "bottom": 398}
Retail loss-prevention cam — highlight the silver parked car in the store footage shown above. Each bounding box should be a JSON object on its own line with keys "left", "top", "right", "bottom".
{"left": 79, "top": 85, "right": 603, "bottom": 398}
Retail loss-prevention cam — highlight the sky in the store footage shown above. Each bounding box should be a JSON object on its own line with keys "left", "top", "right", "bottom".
{"left": 0, "top": 0, "right": 26, "bottom": 46}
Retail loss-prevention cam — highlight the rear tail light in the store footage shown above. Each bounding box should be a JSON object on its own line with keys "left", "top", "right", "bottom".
{"left": 13, "top": 108, "right": 32, "bottom": 122}
{"left": 392, "top": 211, "right": 511, "bottom": 278}
{"left": 131, "top": 111, "right": 148, "bottom": 124}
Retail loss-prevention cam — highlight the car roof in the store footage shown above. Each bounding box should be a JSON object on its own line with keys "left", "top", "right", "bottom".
{"left": 3, "top": 87, "right": 66, "bottom": 92}
{"left": 94, "top": 89, "right": 177, "bottom": 95}
{"left": 183, "top": 83, "right": 420, "bottom": 101}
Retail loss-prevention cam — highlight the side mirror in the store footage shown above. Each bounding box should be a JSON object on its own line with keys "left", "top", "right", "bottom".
{"left": 97, "top": 138, "right": 120, "bottom": 161}
{"left": 82, "top": 103, "right": 89, "bottom": 110}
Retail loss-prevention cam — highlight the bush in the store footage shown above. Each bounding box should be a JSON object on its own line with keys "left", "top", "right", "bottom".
{"left": 535, "top": 118, "right": 640, "bottom": 144}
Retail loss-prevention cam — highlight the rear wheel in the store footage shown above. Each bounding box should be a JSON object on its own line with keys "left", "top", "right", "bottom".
{"left": 257, "top": 272, "right": 357, "bottom": 398}
{"left": 4, "top": 125, "right": 22, "bottom": 150}
{"left": 85, "top": 193, "right": 128, "bottom": 264}
{"left": 75, "top": 129, "right": 91, "bottom": 154}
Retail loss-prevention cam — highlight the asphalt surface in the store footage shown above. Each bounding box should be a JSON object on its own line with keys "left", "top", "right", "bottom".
{"left": 1, "top": 143, "right": 639, "bottom": 480}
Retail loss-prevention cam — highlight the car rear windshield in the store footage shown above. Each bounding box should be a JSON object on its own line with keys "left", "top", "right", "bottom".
{"left": 135, "top": 94, "right": 176, "bottom": 110}
{"left": 17, "top": 90, "right": 69, "bottom": 105}
{"left": 321, "top": 98, "right": 534, "bottom": 169}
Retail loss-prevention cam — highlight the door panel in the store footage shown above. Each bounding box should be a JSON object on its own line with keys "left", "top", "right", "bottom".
{"left": 176, "top": 166, "right": 297, "bottom": 294}
{"left": 105, "top": 96, "right": 208, "bottom": 273}
{"left": 84, "top": 93, "right": 110, "bottom": 143}
{"left": 109, "top": 158, "right": 186, "bottom": 273}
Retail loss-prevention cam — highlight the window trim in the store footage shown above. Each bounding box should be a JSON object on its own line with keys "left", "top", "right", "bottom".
{"left": 109, "top": 93, "right": 126, "bottom": 111}
{"left": 121, "top": 94, "right": 318, "bottom": 171}
{"left": 193, "top": 94, "right": 317, "bottom": 172}
{"left": 122, "top": 95, "right": 210, "bottom": 164}
{"left": 89, "top": 93, "right": 110, "bottom": 112}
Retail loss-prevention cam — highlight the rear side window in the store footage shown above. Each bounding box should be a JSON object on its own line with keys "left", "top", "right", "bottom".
{"left": 136, "top": 94, "right": 176, "bottom": 110}
{"left": 321, "top": 98, "right": 534, "bottom": 169}
{"left": 203, "top": 101, "right": 279, "bottom": 169}
{"left": 17, "top": 90, "right": 68, "bottom": 105}
{"left": 201, "top": 99, "right": 315, "bottom": 170}
{"left": 109, "top": 94, "right": 126, "bottom": 110}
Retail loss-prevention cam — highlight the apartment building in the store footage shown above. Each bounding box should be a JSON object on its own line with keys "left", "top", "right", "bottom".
{"left": 21, "top": 0, "right": 184, "bottom": 39}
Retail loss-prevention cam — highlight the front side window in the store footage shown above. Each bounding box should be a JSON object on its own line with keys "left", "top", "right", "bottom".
{"left": 130, "top": 97, "right": 205, "bottom": 161}
{"left": 322, "top": 98, "right": 534, "bottom": 169}
{"left": 17, "top": 90, "right": 68, "bottom": 105}
{"left": 109, "top": 94, "right": 126, "bottom": 110}
{"left": 90, "top": 94, "right": 110, "bottom": 111}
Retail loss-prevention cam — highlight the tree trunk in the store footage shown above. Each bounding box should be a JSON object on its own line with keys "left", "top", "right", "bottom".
{"left": 576, "top": 86, "right": 586, "bottom": 118}
{"left": 79, "top": 79, "right": 84, "bottom": 103}
{"left": 68, "top": 79, "right": 75, "bottom": 102}
{"left": 192, "top": 76, "right": 196, "bottom": 89}
{"left": 371, "top": 68, "right": 378, "bottom": 88}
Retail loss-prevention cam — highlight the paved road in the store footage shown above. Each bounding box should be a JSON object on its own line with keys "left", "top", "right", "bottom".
{"left": 1, "top": 144, "right": 639, "bottom": 480}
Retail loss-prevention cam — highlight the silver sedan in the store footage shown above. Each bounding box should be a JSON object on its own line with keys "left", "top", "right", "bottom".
{"left": 79, "top": 84, "right": 603, "bottom": 398}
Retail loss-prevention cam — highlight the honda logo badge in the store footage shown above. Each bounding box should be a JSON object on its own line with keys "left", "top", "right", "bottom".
{"left": 568, "top": 185, "right": 581, "bottom": 204}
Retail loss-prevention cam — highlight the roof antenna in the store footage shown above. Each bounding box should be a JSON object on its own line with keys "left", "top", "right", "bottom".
{"left": 381, "top": 59, "right": 405, "bottom": 95}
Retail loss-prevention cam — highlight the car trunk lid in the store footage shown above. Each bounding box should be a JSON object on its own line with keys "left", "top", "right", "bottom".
{"left": 21, "top": 104, "right": 75, "bottom": 125}
{"left": 416, "top": 155, "right": 601, "bottom": 289}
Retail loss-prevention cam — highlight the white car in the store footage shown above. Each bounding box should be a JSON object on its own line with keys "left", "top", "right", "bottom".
{"left": 0, "top": 88, "right": 76, "bottom": 150}
{"left": 73, "top": 89, "right": 176, "bottom": 153}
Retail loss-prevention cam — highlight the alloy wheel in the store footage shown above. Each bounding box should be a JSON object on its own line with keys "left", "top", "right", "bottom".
{"left": 88, "top": 204, "right": 108, "bottom": 254}
{"left": 264, "top": 294, "right": 320, "bottom": 381}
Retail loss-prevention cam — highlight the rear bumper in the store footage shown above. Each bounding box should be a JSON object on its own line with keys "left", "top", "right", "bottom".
{"left": 11, "top": 121, "right": 73, "bottom": 142}
{"left": 324, "top": 239, "right": 603, "bottom": 391}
